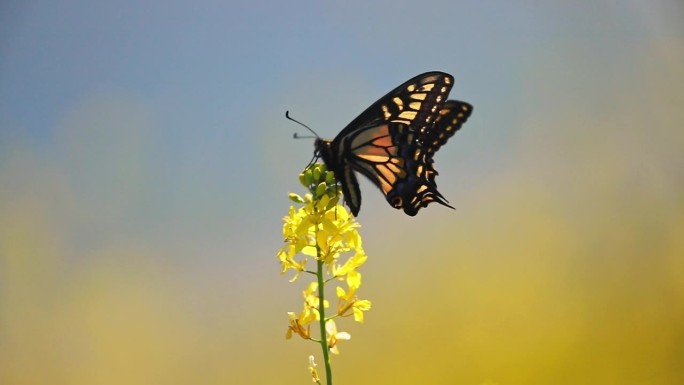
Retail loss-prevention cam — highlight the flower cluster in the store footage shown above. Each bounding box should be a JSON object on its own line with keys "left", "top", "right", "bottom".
{"left": 277, "top": 163, "right": 371, "bottom": 358}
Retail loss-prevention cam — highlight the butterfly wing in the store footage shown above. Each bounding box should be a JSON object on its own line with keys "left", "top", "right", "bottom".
{"left": 421, "top": 100, "right": 473, "bottom": 157}
{"left": 321, "top": 72, "right": 472, "bottom": 216}
{"left": 333, "top": 72, "right": 456, "bottom": 141}
{"left": 399, "top": 100, "right": 473, "bottom": 215}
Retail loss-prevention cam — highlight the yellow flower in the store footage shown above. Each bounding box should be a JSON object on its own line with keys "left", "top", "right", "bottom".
{"left": 333, "top": 250, "right": 367, "bottom": 280}
{"left": 286, "top": 312, "right": 311, "bottom": 340}
{"left": 335, "top": 283, "right": 372, "bottom": 323}
{"left": 278, "top": 162, "right": 371, "bottom": 373}
{"left": 308, "top": 356, "right": 320, "bottom": 383}
{"left": 351, "top": 299, "right": 372, "bottom": 323}
{"left": 302, "top": 282, "right": 328, "bottom": 321}
{"left": 277, "top": 244, "right": 307, "bottom": 282}
{"left": 325, "top": 319, "right": 351, "bottom": 355}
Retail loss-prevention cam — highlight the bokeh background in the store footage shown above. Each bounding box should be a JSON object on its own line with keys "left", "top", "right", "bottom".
{"left": 1, "top": 1, "right": 683, "bottom": 384}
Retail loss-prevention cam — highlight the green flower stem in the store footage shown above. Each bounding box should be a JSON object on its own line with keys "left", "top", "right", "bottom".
{"left": 316, "top": 253, "right": 333, "bottom": 385}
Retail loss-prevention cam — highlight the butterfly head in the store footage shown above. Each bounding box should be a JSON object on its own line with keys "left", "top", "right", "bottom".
{"left": 313, "top": 138, "right": 334, "bottom": 171}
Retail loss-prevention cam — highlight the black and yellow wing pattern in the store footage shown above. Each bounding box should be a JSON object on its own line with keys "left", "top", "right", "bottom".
{"left": 314, "top": 71, "right": 473, "bottom": 216}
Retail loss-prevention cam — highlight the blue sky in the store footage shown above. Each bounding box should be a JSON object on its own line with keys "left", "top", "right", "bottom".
{"left": 1, "top": 1, "right": 683, "bottom": 383}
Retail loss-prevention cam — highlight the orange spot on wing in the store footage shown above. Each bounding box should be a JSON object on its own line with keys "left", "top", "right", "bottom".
{"left": 357, "top": 153, "right": 390, "bottom": 162}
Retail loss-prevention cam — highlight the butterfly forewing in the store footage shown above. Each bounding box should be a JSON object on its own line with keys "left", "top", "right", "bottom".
{"left": 315, "top": 72, "right": 473, "bottom": 216}
{"left": 333, "top": 72, "right": 455, "bottom": 142}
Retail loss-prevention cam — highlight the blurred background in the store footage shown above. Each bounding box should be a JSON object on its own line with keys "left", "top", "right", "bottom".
{"left": 1, "top": 1, "right": 683, "bottom": 384}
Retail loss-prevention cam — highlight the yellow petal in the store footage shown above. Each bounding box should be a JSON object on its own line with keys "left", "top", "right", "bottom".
{"left": 301, "top": 245, "right": 317, "bottom": 257}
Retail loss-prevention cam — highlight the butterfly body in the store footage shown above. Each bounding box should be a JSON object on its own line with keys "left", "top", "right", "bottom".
{"left": 314, "top": 72, "right": 473, "bottom": 216}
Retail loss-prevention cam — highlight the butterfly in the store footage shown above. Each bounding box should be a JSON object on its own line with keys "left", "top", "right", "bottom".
{"left": 300, "top": 71, "right": 473, "bottom": 216}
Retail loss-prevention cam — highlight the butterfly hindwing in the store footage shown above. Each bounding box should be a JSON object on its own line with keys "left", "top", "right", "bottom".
{"left": 421, "top": 100, "right": 473, "bottom": 157}
{"left": 394, "top": 100, "right": 473, "bottom": 215}
{"left": 314, "top": 72, "right": 473, "bottom": 216}
{"left": 315, "top": 138, "right": 363, "bottom": 215}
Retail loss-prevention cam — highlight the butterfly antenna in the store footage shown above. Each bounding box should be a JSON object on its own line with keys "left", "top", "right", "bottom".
{"left": 286, "top": 110, "right": 319, "bottom": 139}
